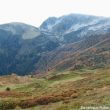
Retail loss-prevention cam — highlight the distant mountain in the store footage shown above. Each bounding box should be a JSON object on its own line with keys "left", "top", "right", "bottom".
{"left": 40, "top": 14, "right": 99, "bottom": 33}
{"left": 36, "top": 33, "right": 110, "bottom": 73}
{"left": 0, "top": 22, "right": 41, "bottom": 39}
{"left": 38, "top": 14, "right": 110, "bottom": 73}
{"left": 0, "top": 22, "right": 59, "bottom": 75}
{"left": 40, "top": 14, "right": 110, "bottom": 43}
{"left": 0, "top": 14, "right": 110, "bottom": 75}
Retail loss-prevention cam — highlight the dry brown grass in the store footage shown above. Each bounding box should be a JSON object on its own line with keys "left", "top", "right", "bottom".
{"left": 0, "top": 91, "right": 27, "bottom": 98}
{"left": 0, "top": 67, "right": 110, "bottom": 110}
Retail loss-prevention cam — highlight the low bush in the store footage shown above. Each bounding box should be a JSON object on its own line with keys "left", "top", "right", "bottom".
{"left": 6, "top": 87, "right": 11, "bottom": 91}
{"left": 0, "top": 101, "right": 16, "bottom": 110}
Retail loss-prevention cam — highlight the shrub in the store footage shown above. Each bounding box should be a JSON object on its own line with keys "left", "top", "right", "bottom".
{"left": 0, "top": 101, "right": 16, "bottom": 110}
{"left": 6, "top": 87, "right": 11, "bottom": 91}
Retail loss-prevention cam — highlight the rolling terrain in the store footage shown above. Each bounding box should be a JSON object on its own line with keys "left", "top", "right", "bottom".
{"left": 0, "top": 67, "right": 109, "bottom": 110}
{"left": 0, "top": 14, "right": 110, "bottom": 110}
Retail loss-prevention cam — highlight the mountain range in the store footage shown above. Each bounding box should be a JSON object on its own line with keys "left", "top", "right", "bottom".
{"left": 0, "top": 14, "right": 110, "bottom": 75}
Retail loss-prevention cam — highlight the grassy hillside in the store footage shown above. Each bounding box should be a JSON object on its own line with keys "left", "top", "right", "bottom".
{"left": 0, "top": 66, "right": 109, "bottom": 110}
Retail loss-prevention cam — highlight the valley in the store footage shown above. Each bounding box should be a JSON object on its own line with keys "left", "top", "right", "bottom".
{"left": 0, "top": 14, "right": 110, "bottom": 110}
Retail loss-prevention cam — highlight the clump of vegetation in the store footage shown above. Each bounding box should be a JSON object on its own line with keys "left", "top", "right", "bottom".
{"left": 0, "top": 101, "right": 16, "bottom": 110}
{"left": 6, "top": 87, "right": 11, "bottom": 91}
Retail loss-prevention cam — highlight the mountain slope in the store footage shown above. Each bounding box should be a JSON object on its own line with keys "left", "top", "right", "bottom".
{"left": 35, "top": 33, "right": 110, "bottom": 73}
{"left": 0, "top": 67, "right": 109, "bottom": 110}
{"left": 40, "top": 14, "right": 110, "bottom": 43}
{"left": 0, "top": 14, "right": 110, "bottom": 75}
{"left": 0, "top": 22, "right": 60, "bottom": 75}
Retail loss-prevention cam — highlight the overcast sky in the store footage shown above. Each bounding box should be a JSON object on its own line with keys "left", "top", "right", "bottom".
{"left": 0, "top": 0, "right": 110, "bottom": 27}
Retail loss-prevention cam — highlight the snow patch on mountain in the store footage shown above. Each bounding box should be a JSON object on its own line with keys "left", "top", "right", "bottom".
{"left": 22, "top": 27, "right": 41, "bottom": 39}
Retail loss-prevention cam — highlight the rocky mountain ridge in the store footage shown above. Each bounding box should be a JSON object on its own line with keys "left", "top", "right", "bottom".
{"left": 0, "top": 14, "right": 110, "bottom": 75}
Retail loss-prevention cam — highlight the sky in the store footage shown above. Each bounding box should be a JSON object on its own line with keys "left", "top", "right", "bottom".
{"left": 0, "top": 0, "right": 110, "bottom": 27}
